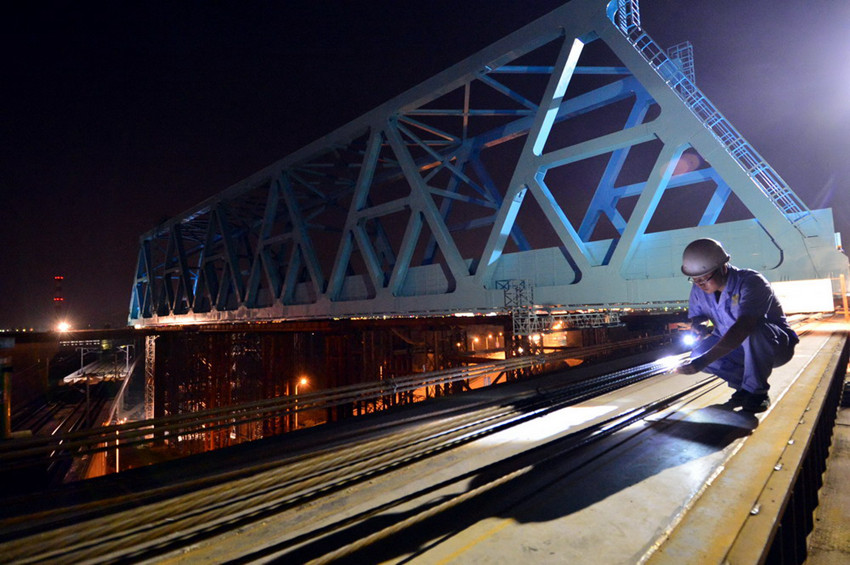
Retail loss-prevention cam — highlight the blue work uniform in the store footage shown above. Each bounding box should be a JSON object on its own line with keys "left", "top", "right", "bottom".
{"left": 688, "top": 265, "right": 798, "bottom": 394}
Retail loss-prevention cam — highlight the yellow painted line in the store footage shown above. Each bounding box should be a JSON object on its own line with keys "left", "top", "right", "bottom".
{"left": 646, "top": 331, "right": 846, "bottom": 564}
{"left": 436, "top": 518, "right": 514, "bottom": 564}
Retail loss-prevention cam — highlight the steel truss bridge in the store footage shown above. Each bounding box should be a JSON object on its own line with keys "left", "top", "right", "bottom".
{"left": 129, "top": 0, "right": 848, "bottom": 328}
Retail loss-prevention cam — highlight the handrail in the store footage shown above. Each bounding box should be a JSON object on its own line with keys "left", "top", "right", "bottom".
{"left": 611, "top": 0, "right": 811, "bottom": 228}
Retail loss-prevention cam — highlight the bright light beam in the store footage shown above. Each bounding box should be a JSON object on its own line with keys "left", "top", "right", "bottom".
{"left": 657, "top": 355, "right": 683, "bottom": 372}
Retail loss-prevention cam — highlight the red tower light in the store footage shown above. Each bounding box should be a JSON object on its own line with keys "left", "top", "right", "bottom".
{"left": 53, "top": 275, "right": 66, "bottom": 321}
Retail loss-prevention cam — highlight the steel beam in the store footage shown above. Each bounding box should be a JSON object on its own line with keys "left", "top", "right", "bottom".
{"left": 130, "top": 0, "right": 848, "bottom": 327}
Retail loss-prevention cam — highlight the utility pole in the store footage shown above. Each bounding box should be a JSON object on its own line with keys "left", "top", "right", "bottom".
{"left": 1, "top": 357, "right": 11, "bottom": 439}
{"left": 77, "top": 346, "right": 98, "bottom": 428}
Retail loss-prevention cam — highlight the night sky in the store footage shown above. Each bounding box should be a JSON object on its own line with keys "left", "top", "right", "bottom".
{"left": 2, "top": 0, "right": 849, "bottom": 330}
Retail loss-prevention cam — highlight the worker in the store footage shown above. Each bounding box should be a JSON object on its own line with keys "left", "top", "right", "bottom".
{"left": 675, "top": 238, "right": 798, "bottom": 412}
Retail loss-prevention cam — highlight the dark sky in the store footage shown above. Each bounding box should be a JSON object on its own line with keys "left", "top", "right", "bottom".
{"left": 2, "top": 0, "right": 848, "bottom": 330}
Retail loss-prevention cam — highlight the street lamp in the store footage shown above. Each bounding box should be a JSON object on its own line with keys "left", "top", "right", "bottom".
{"left": 295, "top": 376, "right": 308, "bottom": 393}
{"left": 294, "top": 377, "right": 308, "bottom": 430}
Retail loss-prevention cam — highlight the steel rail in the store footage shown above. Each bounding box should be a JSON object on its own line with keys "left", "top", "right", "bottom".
{"left": 0, "top": 354, "right": 537, "bottom": 464}
{"left": 0, "top": 354, "right": 684, "bottom": 564}
{"left": 306, "top": 377, "right": 715, "bottom": 565}
{"left": 0, "top": 335, "right": 667, "bottom": 468}
{"left": 2, "top": 346, "right": 550, "bottom": 452}
{"left": 1, "top": 401, "right": 535, "bottom": 561}
{"left": 12, "top": 399, "right": 59, "bottom": 434}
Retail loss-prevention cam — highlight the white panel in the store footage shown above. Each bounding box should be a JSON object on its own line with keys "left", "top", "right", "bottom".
{"left": 491, "top": 247, "right": 575, "bottom": 287}
{"left": 772, "top": 279, "right": 834, "bottom": 314}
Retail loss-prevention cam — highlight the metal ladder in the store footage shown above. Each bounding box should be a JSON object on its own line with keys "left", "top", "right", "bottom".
{"left": 613, "top": 0, "right": 812, "bottom": 230}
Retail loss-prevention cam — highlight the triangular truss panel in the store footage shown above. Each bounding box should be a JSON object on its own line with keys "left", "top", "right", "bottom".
{"left": 130, "top": 0, "right": 847, "bottom": 326}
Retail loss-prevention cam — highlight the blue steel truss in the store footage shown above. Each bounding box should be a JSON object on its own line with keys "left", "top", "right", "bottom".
{"left": 129, "top": 0, "right": 848, "bottom": 327}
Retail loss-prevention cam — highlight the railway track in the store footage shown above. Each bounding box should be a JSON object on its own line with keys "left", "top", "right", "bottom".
{"left": 0, "top": 350, "right": 719, "bottom": 564}
{"left": 0, "top": 334, "right": 667, "bottom": 474}
{"left": 9, "top": 383, "right": 110, "bottom": 487}
{"left": 2, "top": 319, "right": 828, "bottom": 563}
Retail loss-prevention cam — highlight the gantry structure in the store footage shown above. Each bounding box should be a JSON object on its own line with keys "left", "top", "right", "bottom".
{"left": 129, "top": 0, "right": 848, "bottom": 327}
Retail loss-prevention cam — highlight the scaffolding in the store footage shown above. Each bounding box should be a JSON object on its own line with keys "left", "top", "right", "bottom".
{"left": 144, "top": 335, "right": 156, "bottom": 421}
{"left": 497, "top": 280, "right": 550, "bottom": 337}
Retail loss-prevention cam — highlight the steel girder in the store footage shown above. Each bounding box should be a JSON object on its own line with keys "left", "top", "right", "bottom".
{"left": 129, "top": 0, "right": 848, "bottom": 327}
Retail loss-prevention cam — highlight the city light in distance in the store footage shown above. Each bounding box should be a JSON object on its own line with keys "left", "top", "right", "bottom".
{"left": 56, "top": 321, "right": 71, "bottom": 332}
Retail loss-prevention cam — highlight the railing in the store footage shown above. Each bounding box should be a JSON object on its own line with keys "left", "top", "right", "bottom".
{"left": 0, "top": 335, "right": 670, "bottom": 473}
{"left": 666, "top": 41, "right": 695, "bottom": 83}
{"left": 612, "top": 0, "right": 811, "bottom": 229}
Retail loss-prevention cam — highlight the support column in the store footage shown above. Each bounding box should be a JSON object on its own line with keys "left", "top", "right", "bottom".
{"left": 1, "top": 357, "right": 10, "bottom": 439}
{"left": 144, "top": 335, "right": 157, "bottom": 421}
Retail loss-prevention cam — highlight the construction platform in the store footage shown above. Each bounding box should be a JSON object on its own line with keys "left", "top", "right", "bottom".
{"left": 0, "top": 320, "right": 847, "bottom": 564}
{"left": 410, "top": 321, "right": 850, "bottom": 565}
{"left": 350, "top": 320, "right": 850, "bottom": 564}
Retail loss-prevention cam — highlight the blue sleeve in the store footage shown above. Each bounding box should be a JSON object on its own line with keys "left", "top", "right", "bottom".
{"left": 737, "top": 272, "right": 772, "bottom": 318}
{"left": 688, "top": 285, "right": 706, "bottom": 320}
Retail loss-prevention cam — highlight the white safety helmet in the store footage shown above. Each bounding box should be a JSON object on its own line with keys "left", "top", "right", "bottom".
{"left": 681, "top": 238, "right": 730, "bottom": 277}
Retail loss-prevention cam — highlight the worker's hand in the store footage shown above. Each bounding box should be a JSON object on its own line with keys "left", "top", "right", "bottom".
{"left": 675, "top": 356, "right": 706, "bottom": 375}
{"left": 692, "top": 321, "right": 713, "bottom": 339}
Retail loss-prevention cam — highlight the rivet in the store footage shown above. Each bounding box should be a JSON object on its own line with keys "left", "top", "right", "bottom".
{"left": 774, "top": 463, "right": 783, "bottom": 471}
{"left": 750, "top": 504, "right": 761, "bottom": 515}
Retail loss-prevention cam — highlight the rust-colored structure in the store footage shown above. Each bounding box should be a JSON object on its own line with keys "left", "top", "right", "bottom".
{"left": 147, "top": 317, "right": 513, "bottom": 453}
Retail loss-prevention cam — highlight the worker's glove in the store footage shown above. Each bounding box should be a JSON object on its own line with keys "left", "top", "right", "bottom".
{"left": 692, "top": 320, "right": 713, "bottom": 339}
